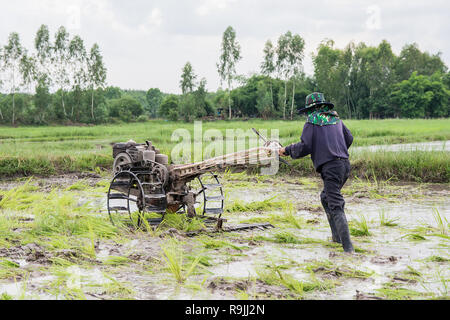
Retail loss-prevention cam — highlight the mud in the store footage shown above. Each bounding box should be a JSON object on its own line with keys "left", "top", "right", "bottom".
{"left": 0, "top": 173, "right": 448, "bottom": 300}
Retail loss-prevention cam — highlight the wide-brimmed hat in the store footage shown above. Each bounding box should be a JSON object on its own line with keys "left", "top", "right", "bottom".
{"left": 298, "top": 92, "right": 334, "bottom": 114}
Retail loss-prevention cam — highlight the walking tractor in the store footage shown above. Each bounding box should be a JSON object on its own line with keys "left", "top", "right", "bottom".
{"left": 106, "top": 130, "right": 283, "bottom": 231}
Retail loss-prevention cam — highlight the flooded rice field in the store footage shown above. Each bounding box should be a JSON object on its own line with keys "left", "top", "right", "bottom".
{"left": 0, "top": 171, "right": 448, "bottom": 300}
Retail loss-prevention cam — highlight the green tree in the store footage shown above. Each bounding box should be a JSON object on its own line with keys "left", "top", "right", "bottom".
{"left": 217, "top": 26, "right": 242, "bottom": 119}
{"left": 286, "top": 33, "right": 305, "bottom": 119}
{"left": 146, "top": 88, "right": 163, "bottom": 117}
{"left": 255, "top": 81, "right": 273, "bottom": 119}
{"left": 180, "top": 62, "right": 197, "bottom": 94}
{"left": 179, "top": 94, "right": 196, "bottom": 122}
{"left": 109, "top": 96, "right": 144, "bottom": 122}
{"left": 68, "top": 35, "right": 87, "bottom": 119}
{"left": 158, "top": 94, "right": 179, "bottom": 121}
{"left": 390, "top": 72, "right": 449, "bottom": 118}
{"left": 87, "top": 43, "right": 107, "bottom": 121}
{"left": 34, "top": 76, "right": 51, "bottom": 124}
{"left": 395, "top": 43, "right": 447, "bottom": 81}
{"left": 105, "top": 86, "right": 122, "bottom": 100}
{"left": 52, "top": 26, "right": 70, "bottom": 118}
{"left": 2, "top": 32, "right": 25, "bottom": 125}
{"left": 261, "top": 39, "right": 276, "bottom": 110}
{"left": 34, "top": 25, "right": 52, "bottom": 80}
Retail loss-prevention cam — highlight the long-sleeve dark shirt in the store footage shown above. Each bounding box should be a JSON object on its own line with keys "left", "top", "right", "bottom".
{"left": 284, "top": 121, "right": 353, "bottom": 172}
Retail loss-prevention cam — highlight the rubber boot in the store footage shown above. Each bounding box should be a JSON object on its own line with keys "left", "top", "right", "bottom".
{"left": 331, "top": 209, "right": 354, "bottom": 253}
{"left": 321, "top": 197, "right": 341, "bottom": 243}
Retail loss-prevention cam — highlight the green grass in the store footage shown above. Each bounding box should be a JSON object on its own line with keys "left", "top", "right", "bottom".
{"left": 160, "top": 238, "right": 203, "bottom": 283}
{"left": 349, "top": 214, "right": 371, "bottom": 237}
{"left": 303, "top": 259, "right": 374, "bottom": 279}
{"left": 255, "top": 263, "right": 335, "bottom": 298}
{"left": 379, "top": 209, "right": 399, "bottom": 227}
{"left": 0, "top": 119, "right": 448, "bottom": 182}
{"left": 226, "top": 196, "right": 286, "bottom": 213}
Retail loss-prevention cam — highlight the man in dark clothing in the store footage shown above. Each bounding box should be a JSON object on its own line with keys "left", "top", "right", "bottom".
{"left": 279, "top": 92, "right": 355, "bottom": 253}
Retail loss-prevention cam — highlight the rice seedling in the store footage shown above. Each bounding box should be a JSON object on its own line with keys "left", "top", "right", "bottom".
{"left": 235, "top": 289, "right": 250, "bottom": 300}
{"left": 350, "top": 213, "right": 371, "bottom": 237}
{"left": 303, "top": 259, "right": 374, "bottom": 279}
{"left": 375, "top": 284, "right": 429, "bottom": 300}
{"left": 0, "top": 293, "right": 13, "bottom": 300}
{"left": 272, "top": 232, "right": 302, "bottom": 244}
{"left": 379, "top": 209, "right": 399, "bottom": 227}
{"left": 255, "top": 263, "right": 335, "bottom": 298}
{"left": 84, "top": 273, "right": 135, "bottom": 300}
{"left": 200, "top": 237, "right": 246, "bottom": 251}
{"left": 431, "top": 208, "right": 449, "bottom": 236}
{"left": 160, "top": 238, "right": 203, "bottom": 284}
{"left": 64, "top": 180, "right": 90, "bottom": 191}
{"left": 158, "top": 214, "right": 206, "bottom": 233}
{"left": 281, "top": 202, "right": 303, "bottom": 229}
{"left": 225, "top": 196, "right": 285, "bottom": 213}
{"left": 424, "top": 256, "right": 449, "bottom": 263}
{"left": 103, "top": 256, "right": 131, "bottom": 266}
{"left": 0, "top": 259, "right": 25, "bottom": 280}
{"left": 401, "top": 233, "right": 427, "bottom": 241}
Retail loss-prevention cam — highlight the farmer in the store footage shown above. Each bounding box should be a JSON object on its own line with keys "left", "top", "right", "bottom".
{"left": 279, "top": 92, "right": 355, "bottom": 253}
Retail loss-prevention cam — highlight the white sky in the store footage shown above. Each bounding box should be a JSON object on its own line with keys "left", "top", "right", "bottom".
{"left": 1, "top": 0, "right": 449, "bottom": 94}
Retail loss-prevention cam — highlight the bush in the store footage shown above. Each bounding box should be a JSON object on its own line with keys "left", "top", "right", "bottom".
{"left": 108, "top": 96, "right": 144, "bottom": 121}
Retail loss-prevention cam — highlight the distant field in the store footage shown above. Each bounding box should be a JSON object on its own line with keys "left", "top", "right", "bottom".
{"left": 0, "top": 119, "right": 449, "bottom": 181}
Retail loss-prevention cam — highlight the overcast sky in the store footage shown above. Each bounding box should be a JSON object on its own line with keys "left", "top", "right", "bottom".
{"left": 1, "top": 0, "right": 449, "bottom": 94}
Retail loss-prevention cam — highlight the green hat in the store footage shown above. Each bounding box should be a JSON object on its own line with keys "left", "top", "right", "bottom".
{"left": 298, "top": 92, "right": 334, "bottom": 114}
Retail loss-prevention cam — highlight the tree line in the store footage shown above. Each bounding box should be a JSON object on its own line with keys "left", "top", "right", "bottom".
{"left": 0, "top": 25, "right": 106, "bottom": 125}
{"left": 0, "top": 25, "right": 448, "bottom": 126}
{"left": 158, "top": 27, "right": 449, "bottom": 121}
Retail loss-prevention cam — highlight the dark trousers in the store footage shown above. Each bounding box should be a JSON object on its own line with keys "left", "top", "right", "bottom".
{"left": 320, "top": 159, "right": 350, "bottom": 211}
{"left": 319, "top": 158, "right": 354, "bottom": 252}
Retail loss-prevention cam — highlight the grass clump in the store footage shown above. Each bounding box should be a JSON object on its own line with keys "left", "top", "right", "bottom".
{"left": 431, "top": 208, "right": 449, "bottom": 236}
{"left": 400, "top": 234, "right": 427, "bottom": 241}
{"left": 425, "top": 256, "right": 449, "bottom": 263}
{"left": 226, "top": 196, "right": 285, "bottom": 213}
{"left": 0, "top": 259, "right": 25, "bottom": 280}
{"left": 349, "top": 214, "right": 371, "bottom": 237}
{"left": 256, "top": 263, "right": 335, "bottom": 298}
{"left": 304, "top": 259, "right": 374, "bottom": 279}
{"left": 379, "top": 209, "right": 399, "bottom": 227}
{"left": 375, "top": 284, "right": 430, "bottom": 300}
{"left": 159, "top": 214, "right": 206, "bottom": 233}
{"left": 200, "top": 237, "right": 246, "bottom": 251}
{"left": 103, "top": 256, "right": 131, "bottom": 266}
{"left": 160, "top": 238, "right": 203, "bottom": 284}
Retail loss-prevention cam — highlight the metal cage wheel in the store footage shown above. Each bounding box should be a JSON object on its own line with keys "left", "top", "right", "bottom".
{"left": 107, "top": 170, "right": 146, "bottom": 229}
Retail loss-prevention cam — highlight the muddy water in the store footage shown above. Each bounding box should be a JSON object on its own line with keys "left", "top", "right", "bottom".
{"left": 0, "top": 175, "right": 448, "bottom": 300}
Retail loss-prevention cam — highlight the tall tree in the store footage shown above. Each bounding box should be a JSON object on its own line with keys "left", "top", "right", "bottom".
{"left": 19, "top": 52, "right": 36, "bottom": 93}
{"left": 2, "top": 32, "right": 25, "bottom": 125}
{"left": 52, "top": 26, "right": 70, "bottom": 118}
{"left": 34, "top": 25, "right": 52, "bottom": 84}
{"left": 0, "top": 47, "right": 3, "bottom": 120}
{"left": 395, "top": 43, "right": 447, "bottom": 81}
{"left": 286, "top": 33, "right": 305, "bottom": 119}
{"left": 69, "top": 35, "right": 87, "bottom": 119}
{"left": 180, "top": 62, "right": 197, "bottom": 94}
{"left": 87, "top": 43, "right": 107, "bottom": 121}
{"left": 261, "top": 40, "right": 276, "bottom": 110}
{"left": 276, "top": 32, "right": 290, "bottom": 119}
{"left": 146, "top": 88, "right": 163, "bottom": 117}
{"left": 217, "top": 26, "right": 242, "bottom": 119}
